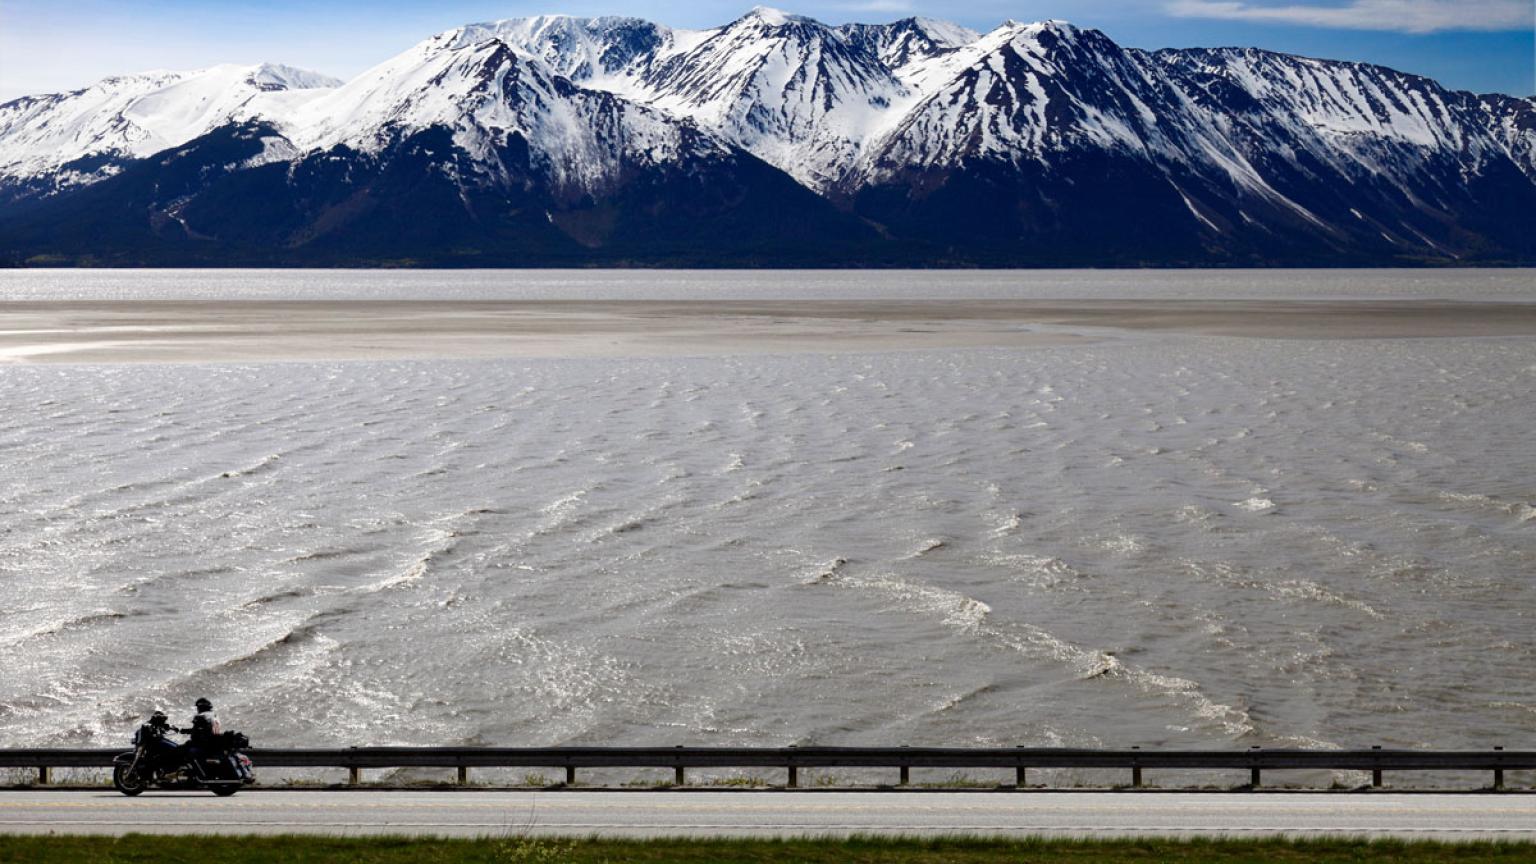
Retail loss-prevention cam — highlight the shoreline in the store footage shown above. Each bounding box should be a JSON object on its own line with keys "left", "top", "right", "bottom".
{"left": 2, "top": 299, "right": 1534, "bottom": 363}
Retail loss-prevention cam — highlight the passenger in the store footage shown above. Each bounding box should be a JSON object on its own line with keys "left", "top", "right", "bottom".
{"left": 179, "top": 697, "right": 222, "bottom": 761}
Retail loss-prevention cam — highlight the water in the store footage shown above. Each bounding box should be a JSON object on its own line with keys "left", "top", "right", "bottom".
{"left": 1, "top": 267, "right": 1533, "bottom": 302}
{"left": 1, "top": 271, "right": 1534, "bottom": 786}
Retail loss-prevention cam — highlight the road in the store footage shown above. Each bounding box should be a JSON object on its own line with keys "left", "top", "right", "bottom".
{"left": 1, "top": 790, "right": 1534, "bottom": 839}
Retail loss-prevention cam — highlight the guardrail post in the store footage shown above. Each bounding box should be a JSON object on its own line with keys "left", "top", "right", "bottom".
{"left": 349, "top": 766, "right": 362, "bottom": 786}
{"left": 37, "top": 766, "right": 51, "bottom": 786}
{"left": 1494, "top": 746, "right": 1504, "bottom": 791}
{"left": 788, "top": 766, "right": 798, "bottom": 788}
{"left": 674, "top": 745, "right": 684, "bottom": 787}
{"left": 565, "top": 765, "right": 576, "bottom": 786}
{"left": 1371, "top": 745, "right": 1382, "bottom": 788}
{"left": 900, "top": 745, "right": 909, "bottom": 786}
{"left": 457, "top": 766, "right": 469, "bottom": 786}
{"left": 1131, "top": 746, "right": 1142, "bottom": 789}
{"left": 1250, "top": 746, "right": 1261, "bottom": 788}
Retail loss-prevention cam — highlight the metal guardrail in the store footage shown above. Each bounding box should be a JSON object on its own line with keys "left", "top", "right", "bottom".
{"left": 2, "top": 745, "right": 1531, "bottom": 789}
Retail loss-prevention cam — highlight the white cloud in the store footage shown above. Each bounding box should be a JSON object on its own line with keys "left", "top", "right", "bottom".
{"left": 1166, "top": 0, "right": 1533, "bottom": 33}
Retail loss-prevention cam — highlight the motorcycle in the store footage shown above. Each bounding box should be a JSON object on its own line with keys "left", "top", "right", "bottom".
{"left": 112, "top": 712, "right": 254, "bottom": 796}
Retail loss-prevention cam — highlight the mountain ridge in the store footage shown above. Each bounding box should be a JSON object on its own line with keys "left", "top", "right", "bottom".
{"left": 1, "top": 8, "right": 1532, "bottom": 266}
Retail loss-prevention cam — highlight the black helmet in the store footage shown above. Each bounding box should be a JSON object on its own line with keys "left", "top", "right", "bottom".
{"left": 195, "top": 697, "right": 213, "bottom": 712}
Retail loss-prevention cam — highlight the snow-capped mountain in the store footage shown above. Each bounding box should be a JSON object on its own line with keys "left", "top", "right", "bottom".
{"left": 477, "top": 7, "right": 936, "bottom": 190}
{"left": 0, "top": 7, "right": 1531, "bottom": 266}
{"left": 449, "top": 15, "right": 675, "bottom": 82}
{"left": 836, "top": 17, "right": 979, "bottom": 72}
{"left": 1484, "top": 93, "right": 1536, "bottom": 180}
{"left": 1149, "top": 46, "right": 1536, "bottom": 258}
{"left": 854, "top": 22, "right": 1221, "bottom": 173}
{"left": 1158, "top": 45, "right": 1528, "bottom": 209}
{"left": 272, "top": 29, "right": 733, "bottom": 199}
{"left": 626, "top": 7, "right": 915, "bottom": 190}
{"left": 0, "top": 63, "right": 339, "bottom": 198}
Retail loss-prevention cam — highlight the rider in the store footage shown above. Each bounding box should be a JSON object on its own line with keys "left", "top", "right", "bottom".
{"left": 179, "top": 697, "right": 222, "bottom": 761}
{"left": 142, "top": 711, "right": 181, "bottom": 769}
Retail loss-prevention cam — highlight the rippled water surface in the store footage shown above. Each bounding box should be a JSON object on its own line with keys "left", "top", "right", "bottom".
{"left": 2, "top": 272, "right": 1535, "bottom": 779}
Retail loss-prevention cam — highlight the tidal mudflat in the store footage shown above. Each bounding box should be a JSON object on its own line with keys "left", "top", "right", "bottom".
{"left": 2, "top": 269, "right": 1533, "bottom": 786}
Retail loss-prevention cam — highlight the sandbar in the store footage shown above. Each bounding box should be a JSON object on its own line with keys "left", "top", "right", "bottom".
{"left": 1, "top": 299, "right": 1534, "bottom": 363}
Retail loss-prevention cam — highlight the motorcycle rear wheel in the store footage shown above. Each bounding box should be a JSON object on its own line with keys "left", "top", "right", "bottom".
{"left": 112, "top": 765, "right": 147, "bottom": 797}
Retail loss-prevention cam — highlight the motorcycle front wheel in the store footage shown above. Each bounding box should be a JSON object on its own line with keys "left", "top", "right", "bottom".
{"left": 112, "top": 765, "right": 147, "bottom": 796}
{"left": 210, "top": 784, "right": 239, "bottom": 797}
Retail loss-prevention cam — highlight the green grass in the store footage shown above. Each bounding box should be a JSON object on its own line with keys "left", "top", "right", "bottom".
{"left": 3, "top": 835, "right": 1536, "bottom": 863}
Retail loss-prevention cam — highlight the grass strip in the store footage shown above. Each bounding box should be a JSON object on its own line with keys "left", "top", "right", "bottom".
{"left": 3, "top": 835, "right": 1536, "bottom": 863}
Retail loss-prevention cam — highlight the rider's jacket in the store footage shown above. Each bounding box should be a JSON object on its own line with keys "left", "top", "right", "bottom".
{"left": 189, "top": 710, "right": 222, "bottom": 747}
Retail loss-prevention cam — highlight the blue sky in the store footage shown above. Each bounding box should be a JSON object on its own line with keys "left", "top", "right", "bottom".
{"left": 0, "top": 0, "right": 1530, "bottom": 100}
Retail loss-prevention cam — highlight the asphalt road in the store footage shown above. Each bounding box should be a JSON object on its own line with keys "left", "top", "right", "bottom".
{"left": 2, "top": 790, "right": 1535, "bottom": 839}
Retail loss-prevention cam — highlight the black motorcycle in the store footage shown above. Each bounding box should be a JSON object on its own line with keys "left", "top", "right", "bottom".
{"left": 112, "top": 712, "right": 255, "bottom": 796}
